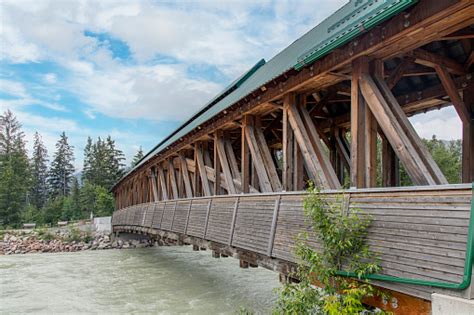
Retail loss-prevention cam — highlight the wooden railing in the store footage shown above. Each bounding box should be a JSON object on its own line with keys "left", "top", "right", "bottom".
{"left": 112, "top": 184, "right": 473, "bottom": 300}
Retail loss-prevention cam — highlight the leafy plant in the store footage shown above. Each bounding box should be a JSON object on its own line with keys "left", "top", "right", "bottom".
{"left": 274, "top": 184, "right": 389, "bottom": 314}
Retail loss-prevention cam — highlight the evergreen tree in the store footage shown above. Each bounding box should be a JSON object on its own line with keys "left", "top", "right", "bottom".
{"left": 131, "top": 146, "right": 144, "bottom": 167}
{"left": 49, "top": 132, "right": 75, "bottom": 197}
{"left": 105, "top": 136, "right": 125, "bottom": 188}
{"left": 30, "top": 132, "right": 49, "bottom": 209}
{"left": 82, "top": 136, "right": 93, "bottom": 183}
{"left": 0, "top": 110, "right": 30, "bottom": 226}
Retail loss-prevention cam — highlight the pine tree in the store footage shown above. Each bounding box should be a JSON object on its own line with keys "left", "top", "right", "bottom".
{"left": 105, "top": 136, "right": 125, "bottom": 188}
{"left": 82, "top": 136, "right": 93, "bottom": 183}
{"left": 0, "top": 110, "right": 30, "bottom": 226}
{"left": 131, "top": 146, "right": 144, "bottom": 167}
{"left": 49, "top": 132, "right": 75, "bottom": 197}
{"left": 30, "top": 132, "right": 49, "bottom": 209}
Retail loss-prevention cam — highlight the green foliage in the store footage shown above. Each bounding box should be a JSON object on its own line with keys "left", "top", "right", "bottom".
{"left": 82, "top": 136, "right": 125, "bottom": 189}
{"left": 131, "top": 146, "right": 144, "bottom": 167}
{"left": 48, "top": 132, "right": 75, "bottom": 198}
{"left": 0, "top": 110, "right": 31, "bottom": 227}
{"left": 30, "top": 132, "right": 49, "bottom": 209}
{"left": 274, "top": 185, "right": 387, "bottom": 315}
{"left": 79, "top": 181, "right": 115, "bottom": 217}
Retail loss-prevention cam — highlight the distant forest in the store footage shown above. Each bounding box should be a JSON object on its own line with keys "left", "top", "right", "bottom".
{"left": 0, "top": 110, "right": 143, "bottom": 228}
{"left": 0, "top": 109, "right": 462, "bottom": 228}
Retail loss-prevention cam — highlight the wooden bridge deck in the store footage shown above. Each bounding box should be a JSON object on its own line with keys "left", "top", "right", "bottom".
{"left": 112, "top": 184, "right": 473, "bottom": 301}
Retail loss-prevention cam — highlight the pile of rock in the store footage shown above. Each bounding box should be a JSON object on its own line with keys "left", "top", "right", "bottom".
{"left": 0, "top": 230, "right": 153, "bottom": 255}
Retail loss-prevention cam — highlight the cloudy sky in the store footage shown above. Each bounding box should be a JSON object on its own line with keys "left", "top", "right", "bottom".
{"left": 0, "top": 0, "right": 461, "bottom": 170}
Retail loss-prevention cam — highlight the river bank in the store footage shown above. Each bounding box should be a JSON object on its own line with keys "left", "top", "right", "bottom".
{"left": 0, "top": 228, "right": 152, "bottom": 255}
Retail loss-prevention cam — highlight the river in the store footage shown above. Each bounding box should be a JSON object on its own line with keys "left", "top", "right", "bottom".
{"left": 0, "top": 246, "right": 280, "bottom": 314}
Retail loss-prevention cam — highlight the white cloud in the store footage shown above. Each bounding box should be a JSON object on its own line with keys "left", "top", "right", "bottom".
{"left": 43, "top": 73, "right": 57, "bottom": 84}
{"left": 71, "top": 63, "right": 221, "bottom": 121}
{"left": 410, "top": 107, "right": 462, "bottom": 140}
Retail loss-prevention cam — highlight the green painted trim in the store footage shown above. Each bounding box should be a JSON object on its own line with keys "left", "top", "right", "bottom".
{"left": 294, "top": 0, "right": 418, "bottom": 71}
{"left": 337, "top": 182, "right": 474, "bottom": 290}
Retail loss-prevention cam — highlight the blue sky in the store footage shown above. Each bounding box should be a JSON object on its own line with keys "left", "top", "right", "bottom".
{"left": 0, "top": 0, "right": 461, "bottom": 170}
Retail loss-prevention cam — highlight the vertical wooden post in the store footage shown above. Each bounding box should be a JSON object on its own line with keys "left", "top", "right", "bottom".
{"left": 283, "top": 93, "right": 294, "bottom": 191}
{"left": 241, "top": 115, "right": 251, "bottom": 193}
{"left": 214, "top": 133, "right": 221, "bottom": 195}
{"left": 463, "top": 84, "right": 474, "bottom": 183}
{"left": 193, "top": 143, "right": 201, "bottom": 197}
{"left": 351, "top": 56, "right": 376, "bottom": 188}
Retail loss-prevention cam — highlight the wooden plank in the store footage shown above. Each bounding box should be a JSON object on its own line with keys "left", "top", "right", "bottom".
{"left": 215, "top": 130, "right": 237, "bottom": 194}
{"left": 196, "top": 142, "right": 212, "bottom": 196}
{"left": 434, "top": 65, "right": 470, "bottom": 125}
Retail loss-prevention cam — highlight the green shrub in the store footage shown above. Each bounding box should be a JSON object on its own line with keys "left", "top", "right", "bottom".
{"left": 274, "top": 184, "right": 390, "bottom": 315}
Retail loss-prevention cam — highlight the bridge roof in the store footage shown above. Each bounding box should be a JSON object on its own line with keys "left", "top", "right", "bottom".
{"left": 113, "top": 0, "right": 417, "bottom": 189}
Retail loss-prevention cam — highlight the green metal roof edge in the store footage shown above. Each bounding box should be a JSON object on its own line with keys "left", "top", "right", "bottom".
{"left": 294, "top": 0, "right": 418, "bottom": 71}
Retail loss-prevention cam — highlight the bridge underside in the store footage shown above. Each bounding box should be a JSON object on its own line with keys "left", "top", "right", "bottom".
{"left": 112, "top": 1, "right": 474, "bottom": 313}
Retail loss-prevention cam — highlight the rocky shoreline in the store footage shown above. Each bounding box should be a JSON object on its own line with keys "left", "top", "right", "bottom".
{"left": 0, "top": 229, "right": 153, "bottom": 255}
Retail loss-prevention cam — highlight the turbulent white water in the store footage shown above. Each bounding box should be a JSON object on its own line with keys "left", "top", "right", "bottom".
{"left": 0, "top": 246, "right": 280, "bottom": 314}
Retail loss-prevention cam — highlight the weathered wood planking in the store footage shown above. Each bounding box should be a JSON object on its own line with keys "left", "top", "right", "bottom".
{"left": 112, "top": 184, "right": 473, "bottom": 301}
{"left": 205, "top": 197, "right": 236, "bottom": 244}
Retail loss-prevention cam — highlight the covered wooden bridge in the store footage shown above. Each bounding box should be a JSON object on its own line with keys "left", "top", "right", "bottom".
{"left": 112, "top": 0, "right": 474, "bottom": 313}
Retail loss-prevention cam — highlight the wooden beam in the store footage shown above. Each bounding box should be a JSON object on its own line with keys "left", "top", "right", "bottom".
{"left": 381, "top": 133, "right": 399, "bottom": 187}
{"left": 185, "top": 158, "right": 258, "bottom": 194}
{"left": 386, "top": 57, "right": 412, "bottom": 89}
{"left": 351, "top": 56, "right": 369, "bottom": 188}
{"left": 215, "top": 130, "right": 237, "bottom": 194}
{"left": 254, "top": 118, "right": 282, "bottom": 192}
{"left": 282, "top": 93, "right": 294, "bottom": 191}
{"left": 196, "top": 142, "right": 212, "bottom": 196}
{"left": 360, "top": 74, "right": 447, "bottom": 185}
{"left": 167, "top": 159, "right": 179, "bottom": 199}
{"left": 151, "top": 168, "right": 159, "bottom": 201}
{"left": 225, "top": 138, "right": 241, "bottom": 184}
{"left": 287, "top": 100, "right": 340, "bottom": 189}
{"left": 440, "top": 28, "right": 474, "bottom": 41}
{"left": 157, "top": 164, "right": 168, "bottom": 201}
{"left": 434, "top": 65, "right": 470, "bottom": 124}
{"left": 213, "top": 135, "right": 221, "bottom": 195}
{"left": 244, "top": 116, "right": 273, "bottom": 192}
{"left": 241, "top": 116, "right": 251, "bottom": 193}
{"left": 462, "top": 83, "right": 474, "bottom": 183}
{"left": 178, "top": 153, "right": 193, "bottom": 198}
{"left": 412, "top": 48, "right": 467, "bottom": 75}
